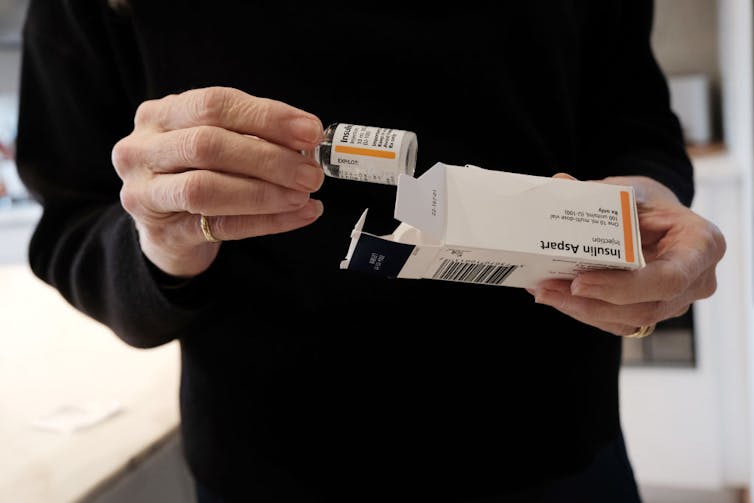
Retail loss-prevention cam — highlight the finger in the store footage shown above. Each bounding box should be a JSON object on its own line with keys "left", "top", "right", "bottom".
{"left": 193, "top": 200, "right": 324, "bottom": 242}
{"left": 527, "top": 287, "right": 640, "bottom": 336}
{"left": 552, "top": 172, "right": 577, "bottom": 181}
{"left": 128, "top": 126, "right": 324, "bottom": 192}
{"left": 533, "top": 285, "right": 652, "bottom": 326}
{"left": 571, "top": 211, "right": 725, "bottom": 305}
{"left": 531, "top": 279, "right": 694, "bottom": 329}
{"left": 570, "top": 245, "right": 718, "bottom": 306}
{"left": 135, "top": 87, "right": 324, "bottom": 151}
{"left": 121, "top": 169, "right": 313, "bottom": 218}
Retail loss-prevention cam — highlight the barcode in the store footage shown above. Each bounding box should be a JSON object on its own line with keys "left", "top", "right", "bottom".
{"left": 432, "top": 259, "right": 518, "bottom": 285}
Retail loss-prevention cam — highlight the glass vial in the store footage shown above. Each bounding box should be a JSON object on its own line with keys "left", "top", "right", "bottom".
{"left": 310, "top": 123, "right": 418, "bottom": 185}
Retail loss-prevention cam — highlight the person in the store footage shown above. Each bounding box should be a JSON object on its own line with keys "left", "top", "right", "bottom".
{"left": 15, "top": 1, "right": 726, "bottom": 502}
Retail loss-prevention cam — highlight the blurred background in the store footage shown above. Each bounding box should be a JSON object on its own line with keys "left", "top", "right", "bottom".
{"left": 0, "top": 1, "right": 752, "bottom": 502}
{"left": 0, "top": 0, "right": 36, "bottom": 264}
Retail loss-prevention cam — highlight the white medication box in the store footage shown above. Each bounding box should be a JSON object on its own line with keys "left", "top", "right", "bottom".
{"left": 340, "top": 162, "right": 645, "bottom": 288}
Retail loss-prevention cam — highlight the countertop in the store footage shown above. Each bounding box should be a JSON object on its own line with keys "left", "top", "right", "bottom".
{"left": 0, "top": 263, "right": 181, "bottom": 503}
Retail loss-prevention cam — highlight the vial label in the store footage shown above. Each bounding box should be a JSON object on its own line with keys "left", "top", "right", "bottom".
{"left": 316, "top": 123, "right": 418, "bottom": 185}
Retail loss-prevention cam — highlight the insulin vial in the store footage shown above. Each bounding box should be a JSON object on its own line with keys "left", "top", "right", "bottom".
{"left": 311, "top": 123, "right": 418, "bottom": 185}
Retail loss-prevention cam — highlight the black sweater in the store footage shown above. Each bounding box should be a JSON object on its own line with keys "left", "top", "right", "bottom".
{"left": 16, "top": 1, "right": 692, "bottom": 501}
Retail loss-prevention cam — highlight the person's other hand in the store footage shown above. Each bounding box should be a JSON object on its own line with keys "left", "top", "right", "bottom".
{"left": 528, "top": 174, "right": 726, "bottom": 337}
{"left": 111, "top": 86, "right": 325, "bottom": 278}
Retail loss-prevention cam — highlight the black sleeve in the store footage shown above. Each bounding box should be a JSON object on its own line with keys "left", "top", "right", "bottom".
{"left": 15, "top": 0, "right": 214, "bottom": 348}
{"left": 582, "top": 0, "right": 694, "bottom": 206}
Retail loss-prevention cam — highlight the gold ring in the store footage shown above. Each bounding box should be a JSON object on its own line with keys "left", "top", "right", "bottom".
{"left": 199, "top": 214, "right": 221, "bottom": 243}
{"left": 625, "top": 324, "right": 656, "bottom": 339}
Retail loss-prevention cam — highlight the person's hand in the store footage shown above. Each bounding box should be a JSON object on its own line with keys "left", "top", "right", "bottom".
{"left": 528, "top": 174, "right": 726, "bottom": 337}
{"left": 111, "top": 86, "right": 325, "bottom": 278}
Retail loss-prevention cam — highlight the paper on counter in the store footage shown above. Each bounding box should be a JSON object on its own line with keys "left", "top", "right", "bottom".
{"left": 31, "top": 399, "right": 123, "bottom": 434}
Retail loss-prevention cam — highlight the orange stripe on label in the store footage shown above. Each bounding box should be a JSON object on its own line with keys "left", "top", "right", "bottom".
{"left": 620, "top": 191, "right": 636, "bottom": 263}
{"left": 335, "top": 145, "right": 396, "bottom": 159}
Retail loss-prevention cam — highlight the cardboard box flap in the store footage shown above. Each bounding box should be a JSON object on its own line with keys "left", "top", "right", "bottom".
{"left": 340, "top": 209, "right": 436, "bottom": 277}
{"left": 394, "top": 163, "right": 447, "bottom": 242}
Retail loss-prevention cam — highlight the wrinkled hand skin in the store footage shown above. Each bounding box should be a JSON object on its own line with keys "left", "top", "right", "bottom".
{"left": 528, "top": 173, "right": 727, "bottom": 337}
{"left": 111, "top": 86, "right": 326, "bottom": 278}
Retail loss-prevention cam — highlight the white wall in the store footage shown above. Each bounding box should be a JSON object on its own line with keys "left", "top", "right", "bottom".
{"left": 621, "top": 0, "right": 753, "bottom": 492}
{"left": 621, "top": 155, "right": 750, "bottom": 489}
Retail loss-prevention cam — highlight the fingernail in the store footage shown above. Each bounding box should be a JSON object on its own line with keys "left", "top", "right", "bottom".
{"left": 571, "top": 283, "right": 587, "bottom": 296}
{"left": 290, "top": 117, "right": 323, "bottom": 144}
{"left": 296, "top": 164, "right": 324, "bottom": 191}
{"left": 288, "top": 190, "right": 309, "bottom": 206}
{"left": 303, "top": 199, "right": 324, "bottom": 219}
{"left": 534, "top": 289, "right": 562, "bottom": 306}
{"left": 571, "top": 280, "right": 598, "bottom": 297}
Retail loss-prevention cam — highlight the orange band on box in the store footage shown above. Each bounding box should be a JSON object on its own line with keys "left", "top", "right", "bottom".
{"left": 620, "top": 191, "right": 636, "bottom": 263}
